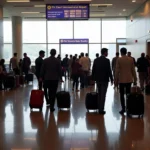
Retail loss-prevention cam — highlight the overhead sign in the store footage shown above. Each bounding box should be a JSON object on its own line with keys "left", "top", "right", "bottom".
{"left": 60, "top": 39, "right": 89, "bottom": 44}
{"left": 46, "top": 4, "right": 89, "bottom": 20}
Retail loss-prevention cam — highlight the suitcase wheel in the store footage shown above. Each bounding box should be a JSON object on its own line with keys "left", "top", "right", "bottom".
{"left": 87, "top": 109, "right": 89, "bottom": 113}
{"left": 39, "top": 107, "right": 42, "bottom": 111}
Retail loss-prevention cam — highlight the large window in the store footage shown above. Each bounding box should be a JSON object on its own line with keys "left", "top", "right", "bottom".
{"left": 74, "top": 19, "right": 101, "bottom": 43}
{"left": 102, "top": 18, "right": 126, "bottom": 43}
{"left": 48, "top": 21, "right": 73, "bottom": 43}
{"left": 23, "top": 20, "right": 46, "bottom": 43}
{"left": 23, "top": 44, "right": 46, "bottom": 63}
{"left": 4, "top": 20, "right": 12, "bottom": 43}
{"left": 3, "top": 44, "right": 12, "bottom": 63}
{"left": 48, "top": 44, "right": 60, "bottom": 56}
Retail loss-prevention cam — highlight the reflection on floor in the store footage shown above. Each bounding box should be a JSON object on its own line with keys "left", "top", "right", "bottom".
{"left": 0, "top": 79, "right": 150, "bottom": 150}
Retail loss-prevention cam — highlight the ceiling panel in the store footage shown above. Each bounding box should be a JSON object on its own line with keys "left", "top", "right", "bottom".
{"left": 1, "top": 0, "right": 147, "bottom": 18}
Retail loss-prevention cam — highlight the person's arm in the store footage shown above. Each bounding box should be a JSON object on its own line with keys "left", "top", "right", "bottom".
{"left": 131, "top": 60, "right": 137, "bottom": 84}
{"left": 115, "top": 58, "right": 119, "bottom": 84}
{"left": 58, "top": 61, "right": 62, "bottom": 81}
{"left": 112, "top": 58, "right": 114, "bottom": 70}
{"left": 40, "top": 60, "right": 45, "bottom": 80}
{"left": 108, "top": 59, "right": 113, "bottom": 83}
{"left": 29, "top": 57, "right": 31, "bottom": 66}
{"left": 9, "top": 58, "right": 12, "bottom": 70}
{"left": 92, "top": 59, "right": 96, "bottom": 80}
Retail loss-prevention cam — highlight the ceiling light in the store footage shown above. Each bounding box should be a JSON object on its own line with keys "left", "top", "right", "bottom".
{"left": 21, "top": 12, "right": 40, "bottom": 14}
{"left": 90, "top": 14, "right": 106, "bottom": 17}
{"left": 90, "top": 4, "right": 113, "bottom": 6}
{"left": 34, "top": 5, "right": 45, "bottom": 7}
{"left": 7, "top": 0, "right": 29, "bottom": 2}
{"left": 123, "top": 9, "right": 126, "bottom": 11}
{"left": 132, "top": 0, "right": 136, "bottom": 2}
{"left": 68, "top": 0, "right": 91, "bottom": 1}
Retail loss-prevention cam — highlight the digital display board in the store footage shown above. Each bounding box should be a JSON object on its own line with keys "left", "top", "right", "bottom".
{"left": 46, "top": 4, "right": 89, "bottom": 20}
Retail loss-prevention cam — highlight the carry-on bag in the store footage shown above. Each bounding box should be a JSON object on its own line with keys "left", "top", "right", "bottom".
{"left": 126, "top": 86, "right": 144, "bottom": 118}
{"left": 27, "top": 73, "right": 34, "bottom": 83}
{"left": 4, "top": 75, "right": 15, "bottom": 90}
{"left": 29, "top": 90, "right": 44, "bottom": 111}
{"left": 19, "top": 75, "right": 25, "bottom": 85}
{"left": 85, "top": 87, "right": 98, "bottom": 112}
{"left": 56, "top": 83, "right": 71, "bottom": 110}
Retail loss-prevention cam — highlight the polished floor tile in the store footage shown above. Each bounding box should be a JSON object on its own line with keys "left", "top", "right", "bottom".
{"left": 0, "top": 79, "right": 150, "bottom": 150}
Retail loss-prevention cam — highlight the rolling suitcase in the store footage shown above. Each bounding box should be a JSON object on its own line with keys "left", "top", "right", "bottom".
{"left": 15, "top": 75, "right": 20, "bottom": 87}
{"left": 145, "top": 85, "right": 150, "bottom": 95}
{"left": 126, "top": 86, "right": 144, "bottom": 118}
{"left": 56, "top": 83, "right": 71, "bottom": 110}
{"left": 29, "top": 90, "right": 44, "bottom": 111}
{"left": 19, "top": 75, "right": 25, "bottom": 85}
{"left": 4, "top": 75, "right": 15, "bottom": 90}
{"left": 27, "top": 73, "right": 34, "bottom": 83}
{"left": 85, "top": 92, "right": 98, "bottom": 112}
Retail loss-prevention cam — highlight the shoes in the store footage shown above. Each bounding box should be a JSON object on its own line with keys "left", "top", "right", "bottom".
{"left": 119, "top": 110, "right": 125, "bottom": 115}
{"left": 98, "top": 110, "right": 106, "bottom": 115}
{"left": 50, "top": 108, "right": 55, "bottom": 112}
{"left": 46, "top": 103, "right": 50, "bottom": 107}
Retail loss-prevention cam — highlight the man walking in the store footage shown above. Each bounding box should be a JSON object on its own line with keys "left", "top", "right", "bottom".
{"left": 92, "top": 48, "right": 113, "bottom": 114}
{"left": 40, "top": 49, "right": 62, "bottom": 112}
{"left": 9, "top": 53, "right": 19, "bottom": 75}
{"left": 115, "top": 48, "right": 137, "bottom": 115}
{"left": 137, "top": 53, "right": 149, "bottom": 91}
{"left": 35, "top": 50, "right": 45, "bottom": 90}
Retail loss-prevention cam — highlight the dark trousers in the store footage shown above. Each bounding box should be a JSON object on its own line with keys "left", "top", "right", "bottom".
{"left": 80, "top": 71, "right": 88, "bottom": 88}
{"left": 64, "top": 67, "right": 69, "bottom": 80}
{"left": 36, "top": 74, "right": 43, "bottom": 90}
{"left": 44, "top": 80, "right": 59, "bottom": 109}
{"left": 97, "top": 82, "right": 108, "bottom": 111}
{"left": 72, "top": 74, "right": 79, "bottom": 90}
{"left": 119, "top": 83, "right": 132, "bottom": 111}
{"left": 13, "top": 68, "right": 20, "bottom": 75}
{"left": 23, "top": 68, "right": 29, "bottom": 82}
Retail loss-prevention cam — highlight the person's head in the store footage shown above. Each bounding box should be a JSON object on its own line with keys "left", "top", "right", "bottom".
{"left": 73, "top": 56, "right": 76, "bottom": 61}
{"left": 14, "top": 53, "right": 17, "bottom": 57}
{"left": 20, "top": 59, "right": 22, "bottom": 62}
{"left": 127, "top": 52, "right": 131, "bottom": 57}
{"left": 81, "top": 53, "right": 84, "bottom": 57}
{"left": 116, "top": 52, "right": 119, "bottom": 57}
{"left": 39, "top": 50, "right": 45, "bottom": 58}
{"left": 101, "top": 48, "right": 108, "bottom": 57}
{"left": 120, "top": 48, "right": 127, "bottom": 56}
{"left": 96, "top": 53, "right": 99, "bottom": 58}
{"left": 75, "top": 54, "right": 77, "bottom": 57}
{"left": 141, "top": 53, "right": 145, "bottom": 58}
{"left": 70, "top": 55, "right": 72, "bottom": 58}
{"left": 23, "top": 53, "right": 27, "bottom": 58}
{"left": 1, "top": 59, "right": 5, "bottom": 64}
{"left": 50, "top": 49, "right": 56, "bottom": 57}
{"left": 65, "top": 54, "right": 68, "bottom": 58}
{"left": 79, "top": 55, "right": 81, "bottom": 59}
{"left": 85, "top": 53, "right": 88, "bottom": 57}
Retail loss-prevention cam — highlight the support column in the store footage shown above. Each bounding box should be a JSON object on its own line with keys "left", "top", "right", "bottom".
{"left": 12, "top": 16, "right": 22, "bottom": 60}
{"left": 0, "top": 7, "right": 3, "bottom": 58}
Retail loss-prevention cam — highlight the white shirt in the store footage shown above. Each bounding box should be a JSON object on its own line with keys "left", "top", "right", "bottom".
{"left": 10, "top": 57, "right": 18, "bottom": 69}
{"left": 79, "top": 57, "right": 90, "bottom": 71}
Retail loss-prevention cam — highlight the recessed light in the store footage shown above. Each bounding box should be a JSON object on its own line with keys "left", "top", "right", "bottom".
{"left": 132, "top": 0, "right": 136, "bottom": 2}
{"left": 90, "top": 14, "right": 106, "bottom": 17}
{"left": 34, "top": 5, "right": 45, "bottom": 7}
{"left": 21, "top": 12, "right": 40, "bottom": 14}
{"left": 123, "top": 9, "right": 126, "bottom": 11}
{"left": 90, "top": 4, "right": 113, "bottom": 6}
{"left": 7, "top": 0, "right": 29, "bottom": 2}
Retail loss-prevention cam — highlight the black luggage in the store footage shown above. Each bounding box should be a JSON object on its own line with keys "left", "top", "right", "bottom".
{"left": 56, "top": 82, "right": 71, "bottom": 110}
{"left": 27, "top": 73, "right": 33, "bottom": 83}
{"left": 85, "top": 92, "right": 98, "bottom": 112}
{"left": 56, "top": 91, "right": 71, "bottom": 110}
{"left": 126, "top": 89, "right": 144, "bottom": 118}
{"left": 4, "top": 75, "right": 15, "bottom": 90}
{"left": 145, "top": 85, "right": 150, "bottom": 95}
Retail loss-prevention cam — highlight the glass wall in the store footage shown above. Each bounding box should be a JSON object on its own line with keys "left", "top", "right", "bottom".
{"left": 3, "top": 18, "right": 126, "bottom": 64}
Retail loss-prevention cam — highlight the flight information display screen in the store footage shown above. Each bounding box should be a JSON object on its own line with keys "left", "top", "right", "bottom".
{"left": 46, "top": 4, "right": 89, "bottom": 20}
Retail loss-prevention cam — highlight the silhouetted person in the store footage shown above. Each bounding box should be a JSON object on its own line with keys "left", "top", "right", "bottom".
{"left": 127, "top": 51, "right": 136, "bottom": 66}
{"left": 0, "top": 59, "right": 6, "bottom": 90}
{"left": 62, "top": 54, "right": 69, "bottom": 80}
{"left": 92, "top": 48, "right": 113, "bottom": 114}
{"left": 35, "top": 50, "right": 45, "bottom": 90}
{"left": 9, "top": 53, "right": 19, "bottom": 75}
{"left": 40, "top": 49, "right": 62, "bottom": 112}
{"left": 96, "top": 53, "right": 99, "bottom": 58}
{"left": 115, "top": 48, "right": 137, "bottom": 115}
{"left": 137, "top": 53, "right": 149, "bottom": 90}
{"left": 22, "top": 53, "right": 31, "bottom": 83}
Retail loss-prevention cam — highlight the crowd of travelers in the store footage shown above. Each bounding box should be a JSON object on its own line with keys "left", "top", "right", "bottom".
{"left": 0, "top": 47, "right": 150, "bottom": 114}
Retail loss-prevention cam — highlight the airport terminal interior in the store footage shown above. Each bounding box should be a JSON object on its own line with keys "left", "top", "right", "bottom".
{"left": 0, "top": 0, "right": 150, "bottom": 149}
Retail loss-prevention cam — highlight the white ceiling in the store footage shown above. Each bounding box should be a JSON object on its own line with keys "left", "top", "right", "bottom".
{"left": 0, "top": 0, "right": 147, "bottom": 18}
